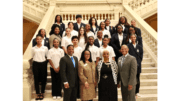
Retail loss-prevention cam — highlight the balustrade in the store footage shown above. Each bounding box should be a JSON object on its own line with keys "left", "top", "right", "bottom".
{"left": 58, "top": 12, "right": 115, "bottom": 22}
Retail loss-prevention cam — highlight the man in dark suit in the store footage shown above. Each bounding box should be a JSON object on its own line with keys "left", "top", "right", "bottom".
{"left": 73, "top": 14, "right": 86, "bottom": 31}
{"left": 127, "top": 34, "right": 143, "bottom": 97}
{"left": 117, "top": 45, "right": 137, "bottom": 101}
{"left": 111, "top": 25, "right": 126, "bottom": 62}
{"left": 94, "top": 30, "right": 103, "bottom": 48}
{"left": 60, "top": 45, "right": 79, "bottom": 101}
{"left": 131, "top": 20, "right": 141, "bottom": 36}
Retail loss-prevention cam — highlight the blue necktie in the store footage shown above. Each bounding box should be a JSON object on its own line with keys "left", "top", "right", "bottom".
{"left": 71, "top": 57, "right": 75, "bottom": 68}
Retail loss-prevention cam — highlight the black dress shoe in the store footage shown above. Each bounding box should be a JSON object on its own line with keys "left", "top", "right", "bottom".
{"left": 39, "top": 93, "right": 44, "bottom": 100}
{"left": 35, "top": 94, "right": 40, "bottom": 100}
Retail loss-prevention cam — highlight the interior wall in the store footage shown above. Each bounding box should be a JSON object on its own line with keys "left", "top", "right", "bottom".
{"left": 23, "top": 19, "right": 39, "bottom": 54}
{"left": 144, "top": 13, "right": 157, "bottom": 32}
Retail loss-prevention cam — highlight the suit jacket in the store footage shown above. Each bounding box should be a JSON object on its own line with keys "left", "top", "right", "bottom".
{"left": 78, "top": 61, "right": 97, "bottom": 85}
{"left": 49, "top": 23, "right": 65, "bottom": 37}
{"left": 117, "top": 54, "right": 137, "bottom": 86}
{"left": 106, "top": 26, "right": 115, "bottom": 36}
{"left": 123, "top": 26, "right": 129, "bottom": 36}
{"left": 127, "top": 43, "right": 143, "bottom": 74}
{"left": 60, "top": 55, "right": 79, "bottom": 88}
{"left": 32, "top": 37, "right": 50, "bottom": 49}
{"left": 73, "top": 22, "right": 86, "bottom": 31}
{"left": 126, "top": 36, "right": 143, "bottom": 47}
{"left": 111, "top": 33, "right": 127, "bottom": 58}
{"left": 135, "top": 27, "right": 141, "bottom": 36}
{"left": 90, "top": 25, "right": 99, "bottom": 34}
{"left": 94, "top": 39, "right": 103, "bottom": 48}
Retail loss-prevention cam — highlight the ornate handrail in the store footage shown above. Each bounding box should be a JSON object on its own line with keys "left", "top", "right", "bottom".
{"left": 127, "top": 0, "right": 157, "bottom": 19}
{"left": 123, "top": 5, "right": 157, "bottom": 65}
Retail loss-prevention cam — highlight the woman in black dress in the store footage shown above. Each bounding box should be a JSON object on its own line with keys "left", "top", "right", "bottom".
{"left": 97, "top": 50, "right": 118, "bottom": 101}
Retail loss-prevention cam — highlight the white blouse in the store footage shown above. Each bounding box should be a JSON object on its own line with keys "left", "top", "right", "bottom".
{"left": 99, "top": 45, "right": 116, "bottom": 62}
{"left": 62, "top": 30, "right": 78, "bottom": 38}
{"left": 31, "top": 45, "right": 48, "bottom": 62}
{"left": 94, "top": 29, "right": 111, "bottom": 39}
{"left": 61, "top": 36, "right": 73, "bottom": 50}
{"left": 73, "top": 46, "right": 83, "bottom": 61}
{"left": 86, "top": 31, "right": 95, "bottom": 38}
{"left": 47, "top": 47, "right": 64, "bottom": 68}
{"left": 78, "top": 36, "right": 86, "bottom": 50}
{"left": 88, "top": 45, "right": 100, "bottom": 62}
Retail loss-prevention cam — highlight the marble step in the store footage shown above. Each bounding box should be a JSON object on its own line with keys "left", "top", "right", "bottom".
{"left": 140, "top": 79, "right": 157, "bottom": 86}
{"left": 140, "top": 73, "right": 157, "bottom": 79}
{"left": 142, "top": 62, "right": 155, "bottom": 67}
{"left": 142, "top": 67, "right": 157, "bottom": 73}
{"left": 32, "top": 91, "right": 157, "bottom": 101}
{"left": 143, "top": 53, "right": 149, "bottom": 58}
{"left": 142, "top": 58, "right": 152, "bottom": 62}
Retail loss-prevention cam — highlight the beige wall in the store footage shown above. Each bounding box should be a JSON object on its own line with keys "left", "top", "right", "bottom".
{"left": 23, "top": 19, "right": 39, "bottom": 54}
{"left": 144, "top": 13, "right": 157, "bottom": 32}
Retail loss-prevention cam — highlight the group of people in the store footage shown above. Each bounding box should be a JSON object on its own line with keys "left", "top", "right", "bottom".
{"left": 31, "top": 14, "right": 143, "bottom": 101}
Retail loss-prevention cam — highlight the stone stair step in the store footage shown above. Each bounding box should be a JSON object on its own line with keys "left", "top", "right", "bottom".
{"left": 142, "top": 58, "right": 152, "bottom": 62}
{"left": 142, "top": 67, "right": 157, "bottom": 73}
{"left": 143, "top": 53, "right": 148, "bottom": 58}
{"left": 31, "top": 92, "right": 157, "bottom": 101}
{"left": 140, "top": 73, "right": 157, "bottom": 79}
{"left": 140, "top": 79, "right": 157, "bottom": 86}
{"left": 142, "top": 62, "right": 155, "bottom": 67}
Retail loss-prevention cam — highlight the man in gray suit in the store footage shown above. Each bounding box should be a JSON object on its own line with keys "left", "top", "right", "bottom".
{"left": 60, "top": 45, "right": 79, "bottom": 101}
{"left": 117, "top": 45, "right": 137, "bottom": 101}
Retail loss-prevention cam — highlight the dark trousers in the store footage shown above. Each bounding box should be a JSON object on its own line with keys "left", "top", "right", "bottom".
{"left": 32, "top": 61, "right": 47, "bottom": 94}
{"left": 63, "top": 86, "right": 77, "bottom": 101}
{"left": 121, "top": 82, "right": 136, "bottom": 101}
{"left": 135, "top": 73, "right": 140, "bottom": 94}
{"left": 50, "top": 67, "right": 62, "bottom": 96}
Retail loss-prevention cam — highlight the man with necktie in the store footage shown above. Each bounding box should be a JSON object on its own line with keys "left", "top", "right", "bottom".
{"left": 60, "top": 45, "right": 79, "bottom": 101}
{"left": 117, "top": 45, "right": 137, "bottom": 101}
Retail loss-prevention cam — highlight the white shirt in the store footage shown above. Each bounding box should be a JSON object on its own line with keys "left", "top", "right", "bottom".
{"left": 41, "top": 37, "right": 45, "bottom": 46}
{"left": 89, "top": 45, "right": 100, "bottom": 62}
{"left": 92, "top": 26, "right": 96, "bottom": 32}
{"left": 94, "top": 29, "right": 111, "bottom": 39}
{"left": 86, "top": 31, "right": 95, "bottom": 38}
{"left": 78, "top": 36, "right": 86, "bottom": 50}
{"left": 99, "top": 45, "right": 116, "bottom": 62}
{"left": 62, "top": 30, "right": 78, "bottom": 38}
{"left": 132, "top": 43, "right": 136, "bottom": 48}
{"left": 73, "top": 46, "right": 83, "bottom": 61}
{"left": 106, "top": 26, "right": 109, "bottom": 31}
{"left": 61, "top": 36, "right": 73, "bottom": 50}
{"left": 78, "top": 23, "right": 81, "bottom": 29}
{"left": 55, "top": 22, "right": 62, "bottom": 26}
{"left": 98, "top": 38, "right": 103, "bottom": 47}
{"left": 31, "top": 45, "right": 48, "bottom": 62}
{"left": 121, "top": 24, "right": 125, "bottom": 31}
{"left": 47, "top": 47, "right": 64, "bottom": 68}
{"left": 118, "top": 33, "right": 123, "bottom": 47}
